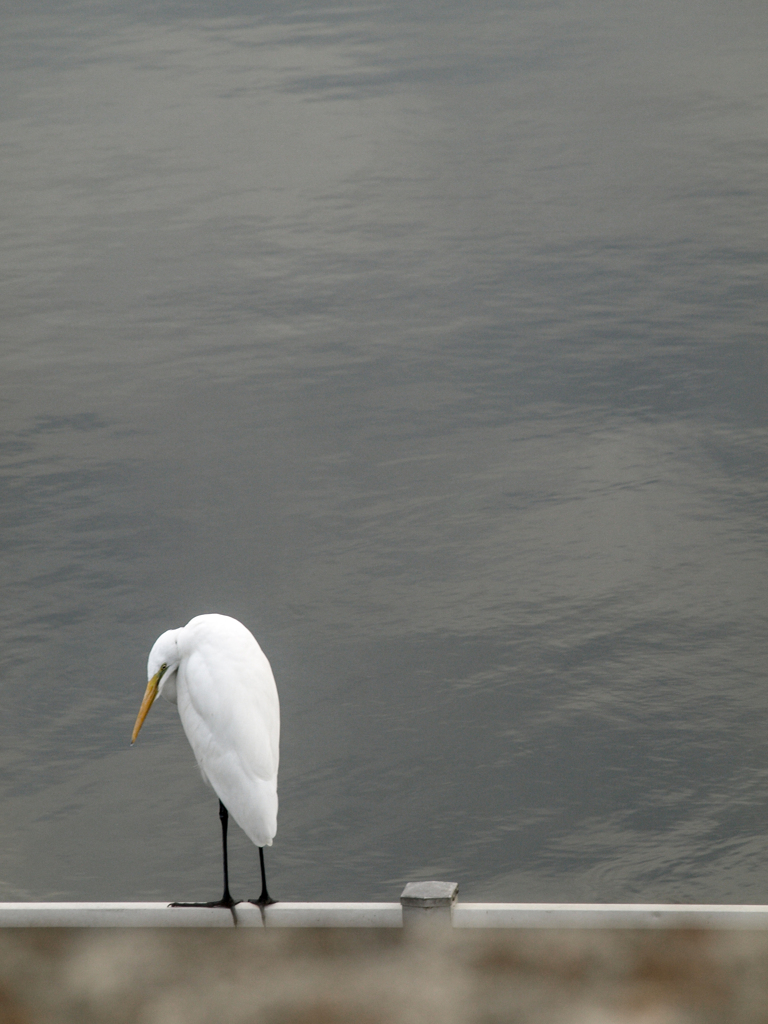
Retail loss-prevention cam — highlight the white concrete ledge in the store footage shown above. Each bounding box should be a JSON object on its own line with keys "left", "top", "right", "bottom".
{"left": 3, "top": 902, "right": 768, "bottom": 928}
{"left": 261, "top": 902, "right": 403, "bottom": 928}
{"left": 0, "top": 904, "right": 239, "bottom": 928}
{"left": 0, "top": 902, "right": 403, "bottom": 928}
{"left": 452, "top": 904, "right": 768, "bottom": 929}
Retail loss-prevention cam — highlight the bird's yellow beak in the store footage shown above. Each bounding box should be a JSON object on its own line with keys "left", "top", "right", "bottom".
{"left": 131, "top": 666, "right": 164, "bottom": 744}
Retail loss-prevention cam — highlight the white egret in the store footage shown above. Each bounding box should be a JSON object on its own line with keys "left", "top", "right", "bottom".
{"left": 131, "top": 613, "right": 279, "bottom": 908}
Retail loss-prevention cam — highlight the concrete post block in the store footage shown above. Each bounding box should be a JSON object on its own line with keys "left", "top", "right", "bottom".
{"left": 400, "top": 881, "right": 459, "bottom": 926}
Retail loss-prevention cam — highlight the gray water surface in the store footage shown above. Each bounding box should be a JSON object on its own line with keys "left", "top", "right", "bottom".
{"left": 2, "top": 0, "right": 767, "bottom": 902}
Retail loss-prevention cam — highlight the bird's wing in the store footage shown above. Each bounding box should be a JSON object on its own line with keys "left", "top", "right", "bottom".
{"left": 178, "top": 646, "right": 279, "bottom": 784}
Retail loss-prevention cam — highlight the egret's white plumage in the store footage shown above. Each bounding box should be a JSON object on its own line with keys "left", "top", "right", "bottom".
{"left": 132, "top": 613, "right": 280, "bottom": 904}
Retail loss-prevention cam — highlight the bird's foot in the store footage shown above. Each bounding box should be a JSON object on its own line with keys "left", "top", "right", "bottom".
{"left": 169, "top": 897, "right": 240, "bottom": 909}
{"left": 248, "top": 894, "right": 277, "bottom": 908}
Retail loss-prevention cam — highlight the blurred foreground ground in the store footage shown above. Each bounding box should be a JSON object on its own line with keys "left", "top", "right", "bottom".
{"left": 1, "top": 926, "right": 768, "bottom": 1024}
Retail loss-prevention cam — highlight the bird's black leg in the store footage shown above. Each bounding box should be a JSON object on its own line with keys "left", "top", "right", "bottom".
{"left": 169, "top": 800, "right": 238, "bottom": 909}
{"left": 248, "top": 846, "right": 277, "bottom": 907}
{"left": 216, "top": 800, "right": 236, "bottom": 907}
